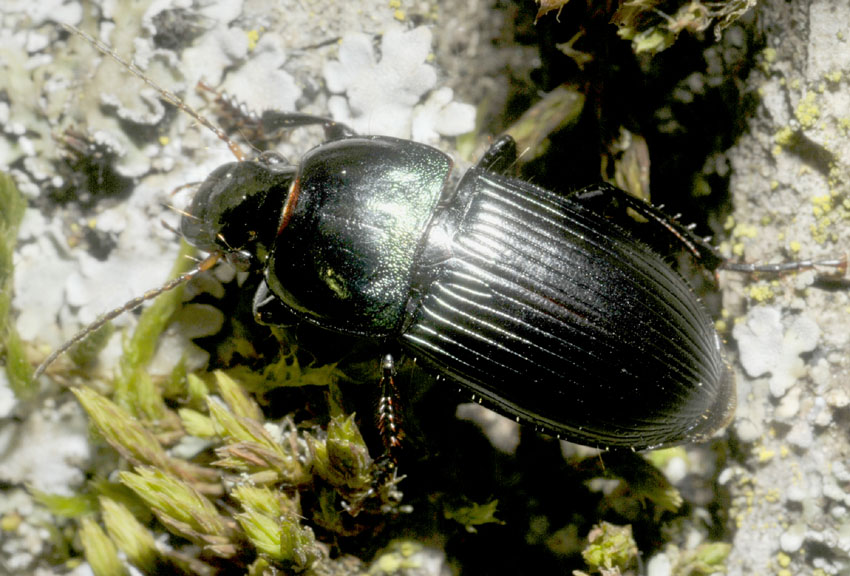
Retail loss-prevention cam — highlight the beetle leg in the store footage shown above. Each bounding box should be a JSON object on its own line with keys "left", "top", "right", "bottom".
{"left": 571, "top": 182, "right": 725, "bottom": 270}
{"left": 252, "top": 278, "right": 298, "bottom": 326}
{"left": 341, "top": 355, "right": 405, "bottom": 516}
{"left": 260, "top": 111, "right": 356, "bottom": 141}
{"left": 572, "top": 183, "right": 848, "bottom": 280}
{"left": 376, "top": 354, "right": 404, "bottom": 464}
{"left": 477, "top": 134, "right": 519, "bottom": 176}
{"left": 62, "top": 24, "right": 248, "bottom": 161}
{"left": 195, "top": 81, "right": 268, "bottom": 140}
{"left": 719, "top": 255, "right": 848, "bottom": 281}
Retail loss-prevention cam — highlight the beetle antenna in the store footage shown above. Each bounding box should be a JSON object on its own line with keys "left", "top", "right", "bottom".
{"left": 169, "top": 181, "right": 203, "bottom": 197}
{"left": 162, "top": 202, "right": 196, "bottom": 221}
{"left": 159, "top": 217, "right": 186, "bottom": 240}
{"left": 32, "top": 253, "right": 221, "bottom": 379}
{"left": 61, "top": 23, "right": 247, "bottom": 162}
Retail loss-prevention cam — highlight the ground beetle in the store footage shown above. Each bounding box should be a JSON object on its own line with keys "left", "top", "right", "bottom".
{"left": 36, "top": 25, "right": 841, "bottom": 456}
{"left": 179, "top": 122, "right": 735, "bottom": 452}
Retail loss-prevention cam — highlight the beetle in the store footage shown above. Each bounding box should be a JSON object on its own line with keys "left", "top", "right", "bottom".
{"left": 174, "top": 118, "right": 735, "bottom": 452}
{"left": 38, "top": 24, "right": 839, "bottom": 456}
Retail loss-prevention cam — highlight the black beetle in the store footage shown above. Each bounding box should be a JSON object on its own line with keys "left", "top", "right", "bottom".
{"left": 176, "top": 110, "right": 735, "bottom": 452}
{"left": 36, "top": 24, "right": 742, "bottom": 454}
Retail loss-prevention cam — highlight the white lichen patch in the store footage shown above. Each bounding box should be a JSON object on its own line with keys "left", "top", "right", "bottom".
{"left": 325, "top": 25, "right": 474, "bottom": 141}
{"left": 0, "top": 399, "right": 90, "bottom": 493}
{"left": 218, "top": 34, "right": 301, "bottom": 115}
{"left": 732, "top": 306, "right": 820, "bottom": 399}
{"left": 325, "top": 26, "right": 436, "bottom": 138}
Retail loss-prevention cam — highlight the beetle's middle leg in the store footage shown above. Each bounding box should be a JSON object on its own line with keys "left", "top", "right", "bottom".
{"left": 477, "top": 134, "right": 519, "bottom": 177}
{"left": 260, "top": 111, "right": 356, "bottom": 141}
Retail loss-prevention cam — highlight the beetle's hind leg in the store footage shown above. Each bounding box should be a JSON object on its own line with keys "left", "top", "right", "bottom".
{"left": 719, "top": 254, "right": 847, "bottom": 281}
{"left": 572, "top": 182, "right": 847, "bottom": 281}
{"left": 572, "top": 182, "right": 725, "bottom": 270}
{"left": 477, "top": 135, "right": 722, "bottom": 270}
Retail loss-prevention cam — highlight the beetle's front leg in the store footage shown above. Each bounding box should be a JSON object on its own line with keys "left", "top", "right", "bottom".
{"left": 252, "top": 278, "right": 298, "bottom": 326}
{"left": 260, "top": 111, "right": 356, "bottom": 141}
{"left": 197, "top": 82, "right": 356, "bottom": 142}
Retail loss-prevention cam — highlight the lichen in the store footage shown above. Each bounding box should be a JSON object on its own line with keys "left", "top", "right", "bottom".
{"left": 795, "top": 91, "right": 821, "bottom": 129}
{"left": 324, "top": 25, "right": 474, "bottom": 142}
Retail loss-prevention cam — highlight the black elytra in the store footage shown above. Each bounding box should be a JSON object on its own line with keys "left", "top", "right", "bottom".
{"left": 182, "top": 123, "right": 735, "bottom": 452}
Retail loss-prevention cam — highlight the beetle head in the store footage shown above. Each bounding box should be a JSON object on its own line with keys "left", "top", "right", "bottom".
{"left": 181, "top": 154, "right": 296, "bottom": 271}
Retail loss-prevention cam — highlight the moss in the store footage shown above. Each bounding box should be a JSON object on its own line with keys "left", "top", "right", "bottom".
{"left": 39, "top": 221, "right": 394, "bottom": 571}
{"left": 645, "top": 446, "right": 688, "bottom": 469}
{"left": 235, "top": 490, "right": 320, "bottom": 569}
{"left": 67, "top": 323, "right": 114, "bottom": 371}
{"left": 678, "top": 542, "right": 731, "bottom": 574}
{"left": 0, "top": 171, "right": 34, "bottom": 398}
{"left": 99, "top": 498, "right": 159, "bottom": 573}
{"left": 113, "top": 240, "right": 197, "bottom": 419}
{"left": 443, "top": 499, "right": 504, "bottom": 533}
{"left": 371, "top": 541, "right": 432, "bottom": 574}
{"left": 30, "top": 489, "right": 98, "bottom": 519}
{"left": 120, "top": 467, "right": 236, "bottom": 557}
{"left": 79, "top": 517, "right": 129, "bottom": 576}
{"left": 64, "top": 275, "right": 383, "bottom": 572}
{"left": 309, "top": 413, "right": 373, "bottom": 493}
{"left": 609, "top": 0, "right": 756, "bottom": 54}
{"left": 579, "top": 522, "right": 638, "bottom": 574}
{"left": 504, "top": 85, "right": 585, "bottom": 165}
